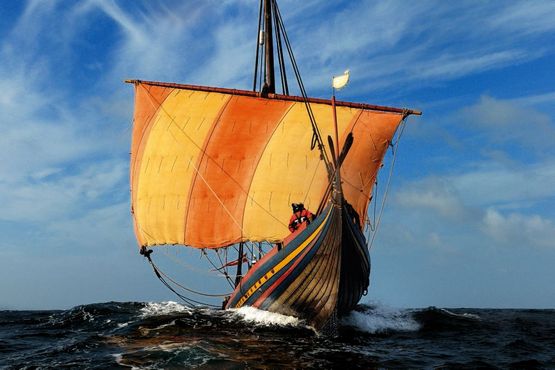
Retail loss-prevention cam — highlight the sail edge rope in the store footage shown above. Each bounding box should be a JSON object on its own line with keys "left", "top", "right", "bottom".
{"left": 367, "top": 113, "right": 409, "bottom": 250}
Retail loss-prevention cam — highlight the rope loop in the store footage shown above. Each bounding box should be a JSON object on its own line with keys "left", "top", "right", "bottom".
{"left": 142, "top": 249, "right": 230, "bottom": 308}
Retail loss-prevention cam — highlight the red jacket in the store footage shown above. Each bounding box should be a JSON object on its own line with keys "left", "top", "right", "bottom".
{"left": 289, "top": 209, "right": 314, "bottom": 232}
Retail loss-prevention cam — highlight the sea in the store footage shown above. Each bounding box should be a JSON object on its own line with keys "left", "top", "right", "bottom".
{"left": 1, "top": 302, "right": 554, "bottom": 369}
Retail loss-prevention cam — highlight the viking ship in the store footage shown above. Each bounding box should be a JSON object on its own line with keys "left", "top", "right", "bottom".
{"left": 127, "top": 0, "right": 420, "bottom": 330}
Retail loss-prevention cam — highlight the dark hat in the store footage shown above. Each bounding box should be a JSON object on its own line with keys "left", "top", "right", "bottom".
{"left": 292, "top": 203, "right": 304, "bottom": 212}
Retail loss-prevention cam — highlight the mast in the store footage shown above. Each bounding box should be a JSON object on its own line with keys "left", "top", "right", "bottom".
{"left": 263, "top": 0, "right": 275, "bottom": 93}
{"left": 253, "top": 0, "right": 291, "bottom": 95}
{"left": 234, "top": 242, "right": 244, "bottom": 287}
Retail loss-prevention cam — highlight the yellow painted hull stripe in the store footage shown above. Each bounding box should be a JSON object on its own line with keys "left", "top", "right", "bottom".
{"left": 235, "top": 206, "right": 333, "bottom": 307}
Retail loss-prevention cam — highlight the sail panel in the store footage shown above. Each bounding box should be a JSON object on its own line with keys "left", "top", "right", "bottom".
{"left": 134, "top": 89, "right": 231, "bottom": 245}
{"left": 184, "top": 96, "right": 292, "bottom": 247}
{"left": 340, "top": 110, "right": 402, "bottom": 226}
{"left": 130, "top": 82, "right": 404, "bottom": 248}
{"left": 242, "top": 102, "right": 357, "bottom": 241}
{"left": 130, "top": 84, "right": 173, "bottom": 245}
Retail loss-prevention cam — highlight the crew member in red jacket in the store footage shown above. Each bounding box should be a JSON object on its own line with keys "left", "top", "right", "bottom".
{"left": 288, "top": 203, "right": 315, "bottom": 232}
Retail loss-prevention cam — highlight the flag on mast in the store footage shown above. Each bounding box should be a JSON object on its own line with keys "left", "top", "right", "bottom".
{"left": 332, "top": 70, "right": 350, "bottom": 90}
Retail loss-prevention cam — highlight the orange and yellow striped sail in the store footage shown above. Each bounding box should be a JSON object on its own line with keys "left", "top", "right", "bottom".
{"left": 129, "top": 80, "right": 407, "bottom": 249}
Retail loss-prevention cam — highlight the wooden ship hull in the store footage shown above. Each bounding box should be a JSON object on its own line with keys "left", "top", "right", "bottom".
{"left": 226, "top": 199, "right": 370, "bottom": 330}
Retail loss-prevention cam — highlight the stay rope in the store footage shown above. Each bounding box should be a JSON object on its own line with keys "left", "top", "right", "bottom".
{"left": 206, "top": 249, "right": 235, "bottom": 288}
{"left": 142, "top": 249, "right": 223, "bottom": 308}
{"left": 160, "top": 247, "right": 228, "bottom": 277}
{"left": 155, "top": 260, "right": 232, "bottom": 298}
{"left": 367, "top": 113, "right": 409, "bottom": 250}
{"left": 272, "top": 1, "right": 332, "bottom": 172}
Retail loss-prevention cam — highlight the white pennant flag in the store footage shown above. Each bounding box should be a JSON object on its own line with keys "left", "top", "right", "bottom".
{"left": 332, "top": 70, "right": 350, "bottom": 90}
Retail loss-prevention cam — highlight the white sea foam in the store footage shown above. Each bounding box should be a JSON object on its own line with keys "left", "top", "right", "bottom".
{"left": 342, "top": 304, "right": 420, "bottom": 333}
{"left": 113, "top": 353, "right": 140, "bottom": 369}
{"left": 140, "top": 301, "right": 192, "bottom": 317}
{"left": 232, "top": 306, "right": 302, "bottom": 327}
{"left": 438, "top": 308, "right": 481, "bottom": 320}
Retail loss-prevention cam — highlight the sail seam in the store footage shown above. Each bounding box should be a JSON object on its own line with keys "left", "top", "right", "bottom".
{"left": 239, "top": 101, "right": 296, "bottom": 237}
{"left": 132, "top": 83, "right": 173, "bottom": 246}
{"left": 191, "top": 159, "right": 247, "bottom": 235}
{"left": 181, "top": 94, "right": 234, "bottom": 245}
{"left": 182, "top": 96, "right": 291, "bottom": 245}
{"left": 144, "top": 90, "right": 289, "bottom": 246}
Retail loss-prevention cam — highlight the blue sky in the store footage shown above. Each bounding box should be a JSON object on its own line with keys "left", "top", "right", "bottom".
{"left": 1, "top": 0, "right": 554, "bottom": 310}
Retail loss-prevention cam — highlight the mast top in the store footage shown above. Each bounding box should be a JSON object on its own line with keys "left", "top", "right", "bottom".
{"left": 255, "top": 0, "right": 286, "bottom": 95}
{"left": 263, "top": 0, "right": 275, "bottom": 94}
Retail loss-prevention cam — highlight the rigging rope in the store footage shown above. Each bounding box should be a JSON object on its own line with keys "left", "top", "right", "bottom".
{"left": 142, "top": 249, "right": 222, "bottom": 308}
{"left": 302, "top": 159, "right": 322, "bottom": 205}
{"left": 190, "top": 160, "right": 247, "bottom": 235}
{"left": 155, "top": 263, "right": 232, "bottom": 298}
{"left": 160, "top": 247, "right": 226, "bottom": 277}
{"left": 367, "top": 113, "right": 409, "bottom": 250}
{"left": 214, "top": 248, "right": 232, "bottom": 280}
{"left": 273, "top": 1, "right": 332, "bottom": 172}
{"left": 251, "top": 0, "right": 333, "bottom": 198}
{"left": 201, "top": 249, "right": 235, "bottom": 289}
{"left": 272, "top": 0, "right": 289, "bottom": 95}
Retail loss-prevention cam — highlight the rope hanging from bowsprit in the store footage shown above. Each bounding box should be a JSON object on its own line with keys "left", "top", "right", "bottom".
{"left": 140, "top": 247, "right": 224, "bottom": 308}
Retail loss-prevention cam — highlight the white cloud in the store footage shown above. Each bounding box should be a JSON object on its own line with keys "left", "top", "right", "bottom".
{"left": 87, "top": 0, "right": 256, "bottom": 88}
{"left": 450, "top": 160, "right": 555, "bottom": 207}
{"left": 274, "top": 1, "right": 555, "bottom": 96}
{"left": 390, "top": 152, "right": 555, "bottom": 252}
{"left": 0, "top": 1, "right": 131, "bottom": 231}
{"left": 191, "top": 20, "right": 254, "bottom": 88}
{"left": 489, "top": 2, "right": 555, "bottom": 36}
{"left": 85, "top": 0, "right": 144, "bottom": 41}
{"left": 46, "top": 201, "right": 134, "bottom": 252}
{"left": 395, "top": 177, "right": 467, "bottom": 219}
{"left": 483, "top": 208, "right": 555, "bottom": 249}
{"left": 306, "top": 1, "right": 422, "bottom": 62}
{"left": 0, "top": 160, "right": 127, "bottom": 223}
{"left": 460, "top": 95, "right": 555, "bottom": 151}
{"left": 510, "top": 91, "right": 555, "bottom": 107}
{"left": 414, "top": 50, "right": 530, "bottom": 80}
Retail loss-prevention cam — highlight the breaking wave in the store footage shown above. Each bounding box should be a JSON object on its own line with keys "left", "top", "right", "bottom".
{"left": 342, "top": 303, "right": 420, "bottom": 333}
{"left": 140, "top": 301, "right": 193, "bottom": 317}
{"left": 2, "top": 302, "right": 553, "bottom": 369}
{"left": 231, "top": 306, "right": 302, "bottom": 327}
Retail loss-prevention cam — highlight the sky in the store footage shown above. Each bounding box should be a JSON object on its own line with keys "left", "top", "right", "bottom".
{"left": 1, "top": 0, "right": 554, "bottom": 310}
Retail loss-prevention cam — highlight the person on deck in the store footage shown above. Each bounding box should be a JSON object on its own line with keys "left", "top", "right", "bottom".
{"left": 288, "top": 203, "right": 315, "bottom": 233}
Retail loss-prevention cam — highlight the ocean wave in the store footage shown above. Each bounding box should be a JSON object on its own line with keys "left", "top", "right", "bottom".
{"left": 342, "top": 304, "right": 420, "bottom": 333}
{"left": 230, "top": 306, "right": 303, "bottom": 327}
{"left": 433, "top": 307, "right": 481, "bottom": 320}
{"left": 139, "top": 301, "right": 193, "bottom": 317}
{"left": 2, "top": 303, "right": 553, "bottom": 369}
